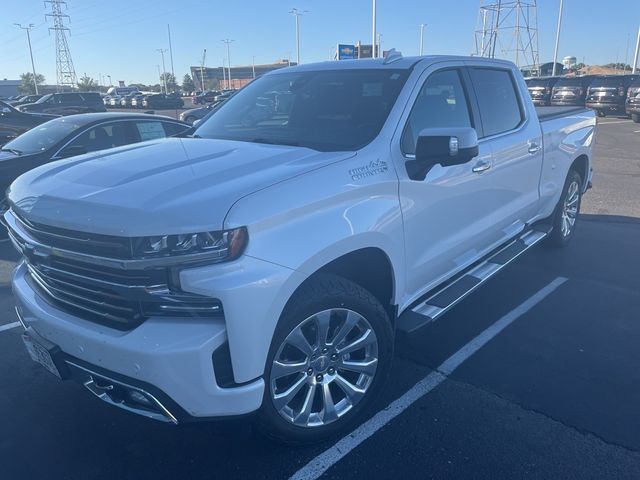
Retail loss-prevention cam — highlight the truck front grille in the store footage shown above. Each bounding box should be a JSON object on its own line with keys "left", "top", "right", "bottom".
{"left": 5, "top": 209, "right": 223, "bottom": 330}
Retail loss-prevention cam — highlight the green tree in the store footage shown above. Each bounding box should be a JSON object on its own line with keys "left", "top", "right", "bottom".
{"left": 182, "top": 73, "right": 195, "bottom": 92}
{"left": 19, "top": 72, "right": 45, "bottom": 94}
{"left": 160, "top": 72, "right": 178, "bottom": 93}
{"left": 77, "top": 74, "right": 98, "bottom": 91}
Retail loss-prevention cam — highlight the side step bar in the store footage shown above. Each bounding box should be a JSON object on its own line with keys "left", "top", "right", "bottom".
{"left": 396, "top": 225, "right": 551, "bottom": 334}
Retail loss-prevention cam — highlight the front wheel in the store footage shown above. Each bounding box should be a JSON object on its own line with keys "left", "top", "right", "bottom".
{"left": 256, "top": 274, "right": 393, "bottom": 444}
{"left": 545, "top": 169, "right": 582, "bottom": 248}
{"left": 632, "top": 113, "right": 640, "bottom": 123}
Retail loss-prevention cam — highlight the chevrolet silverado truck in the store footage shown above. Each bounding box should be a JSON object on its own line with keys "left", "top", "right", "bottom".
{"left": 5, "top": 55, "right": 595, "bottom": 443}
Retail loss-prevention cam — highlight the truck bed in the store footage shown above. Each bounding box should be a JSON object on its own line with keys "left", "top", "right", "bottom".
{"left": 535, "top": 106, "right": 590, "bottom": 122}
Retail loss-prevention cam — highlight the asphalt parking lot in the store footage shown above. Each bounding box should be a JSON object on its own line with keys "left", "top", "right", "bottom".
{"left": 0, "top": 117, "right": 639, "bottom": 479}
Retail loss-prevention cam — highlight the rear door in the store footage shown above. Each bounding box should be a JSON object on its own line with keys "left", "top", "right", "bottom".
{"left": 466, "top": 64, "right": 543, "bottom": 233}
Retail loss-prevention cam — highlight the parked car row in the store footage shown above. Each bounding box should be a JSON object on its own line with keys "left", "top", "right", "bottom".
{"left": 105, "top": 93, "right": 185, "bottom": 110}
{"left": 525, "top": 74, "right": 640, "bottom": 121}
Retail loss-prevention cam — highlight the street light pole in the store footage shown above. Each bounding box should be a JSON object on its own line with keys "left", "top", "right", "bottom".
{"left": 252, "top": 55, "right": 256, "bottom": 79}
{"left": 107, "top": 74, "right": 112, "bottom": 87}
{"left": 419, "top": 23, "right": 426, "bottom": 56}
{"left": 289, "top": 9, "right": 307, "bottom": 65}
{"left": 14, "top": 23, "right": 39, "bottom": 94}
{"left": 633, "top": 25, "right": 640, "bottom": 74}
{"left": 221, "top": 39, "right": 234, "bottom": 89}
{"left": 157, "top": 49, "right": 168, "bottom": 93}
{"left": 552, "top": 0, "right": 564, "bottom": 76}
{"left": 372, "top": 0, "right": 377, "bottom": 58}
{"left": 167, "top": 25, "right": 176, "bottom": 85}
{"left": 156, "top": 65, "right": 162, "bottom": 93}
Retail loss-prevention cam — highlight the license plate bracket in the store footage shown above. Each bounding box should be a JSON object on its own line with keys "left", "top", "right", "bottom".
{"left": 22, "top": 331, "right": 68, "bottom": 379}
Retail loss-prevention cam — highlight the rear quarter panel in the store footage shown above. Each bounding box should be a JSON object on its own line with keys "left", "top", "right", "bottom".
{"left": 536, "top": 109, "right": 596, "bottom": 220}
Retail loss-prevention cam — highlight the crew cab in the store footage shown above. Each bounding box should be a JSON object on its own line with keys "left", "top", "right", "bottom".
{"left": 5, "top": 55, "right": 595, "bottom": 443}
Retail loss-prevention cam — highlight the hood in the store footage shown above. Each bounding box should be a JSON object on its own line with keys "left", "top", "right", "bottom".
{"left": 8, "top": 137, "right": 355, "bottom": 236}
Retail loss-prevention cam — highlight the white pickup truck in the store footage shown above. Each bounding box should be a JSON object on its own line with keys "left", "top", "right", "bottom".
{"left": 5, "top": 55, "right": 595, "bottom": 443}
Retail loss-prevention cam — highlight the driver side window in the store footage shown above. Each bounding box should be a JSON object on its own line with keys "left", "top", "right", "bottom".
{"left": 401, "top": 69, "right": 473, "bottom": 155}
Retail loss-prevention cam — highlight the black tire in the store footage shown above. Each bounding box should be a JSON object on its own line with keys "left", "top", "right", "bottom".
{"left": 185, "top": 116, "right": 197, "bottom": 125}
{"left": 256, "top": 273, "right": 394, "bottom": 445}
{"left": 596, "top": 110, "right": 606, "bottom": 118}
{"left": 632, "top": 113, "right": 640, "bottom": 123}
{"left": 544, "top": 169, "right": 582, "bottom": 248}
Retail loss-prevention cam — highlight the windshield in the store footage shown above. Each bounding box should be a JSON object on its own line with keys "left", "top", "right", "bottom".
{"left": 590, "top": 76, "right": 633, "bottom": 87}
{"left": 34, "top": 94, "right": 53, "bottom": 104}
{"left": 3, "top": 117, "right": 81, "bottom": 154}
{"left": 194, "top": 69, "right": 409, "bottom": 152}
{"left": 527, "top": 78, "right": 554, "bottom": 87}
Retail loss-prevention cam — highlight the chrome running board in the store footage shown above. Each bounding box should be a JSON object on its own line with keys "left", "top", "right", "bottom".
{"left": 396, "top": 225, "right": 551, "bottom": 334}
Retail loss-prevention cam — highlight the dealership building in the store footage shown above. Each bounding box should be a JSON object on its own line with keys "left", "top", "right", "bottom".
{"left": 190, "top": 59, "right": 296, "bottom": 90}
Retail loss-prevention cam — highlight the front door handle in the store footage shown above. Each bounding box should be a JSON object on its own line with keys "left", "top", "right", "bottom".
{"left": 528, "top": 142, "right": 541, "bottom": 154}
{"left": 472, "top": 160, "right": 491, "bottom": 173}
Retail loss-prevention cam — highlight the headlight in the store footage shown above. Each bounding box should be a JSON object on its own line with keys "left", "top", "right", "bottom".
{"left": 131, "top": 227, "right": 247, "bottom": 262}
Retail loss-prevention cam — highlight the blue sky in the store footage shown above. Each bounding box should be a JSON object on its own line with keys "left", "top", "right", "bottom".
{"left": 2, "top": 0, "right": 639, "bottom": 85}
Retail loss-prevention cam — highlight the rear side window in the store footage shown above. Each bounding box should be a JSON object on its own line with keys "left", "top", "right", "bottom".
{"left": 134, "top": 121, "right": 167, "bottom": 141}
{"left": 401, "top": 69, "right": 473, "bottom": 154}
{"left": 470, "top": 68, "right": 523, "bottom": 137}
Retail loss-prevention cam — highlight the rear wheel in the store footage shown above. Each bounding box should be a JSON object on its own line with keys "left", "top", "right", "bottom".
{"left": 632, "top": 113, "right": 640, "bottom": 123}
{"left": 596, "top": 110, "right": 606, "bottom": 117}
{"left": 545, "top": 169, "right": 582, "bottom": 248}
{"left": 256, "top": 274, "right": 393, "bottom": 444}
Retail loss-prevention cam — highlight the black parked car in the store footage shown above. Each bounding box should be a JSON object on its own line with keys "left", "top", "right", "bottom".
{"left": 585, "top": 75, "right": 640, "bottom": 117}
{"left": 625, "top": 77, "right": 640, "bottom": 123}
{"left": 193, "top": 90, "right": 220, "bottom": 105}
{"left": 141, "top": 94, "right": 184, "bottom": 109}
{"left": 0, "top": 112, "right": 189, "bottom": 194}
{"left": 550, "top": 75, "right": 596, "bottom": 107}
{"left": 0, "top": 100, "right": 58, "bottom": 146}
{"left": 525, "top": 77, "right": 561, "bottom": 106}
{"left": 18, "top": 92, "right": 107, "bottom": 115}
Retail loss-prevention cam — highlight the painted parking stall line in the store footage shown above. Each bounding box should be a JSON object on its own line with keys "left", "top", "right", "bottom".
{"left": 0, "top": 321, "right": 21, "bottom": 333}
{"left": 290, "top": 276, "right": 568, "bottom": 480}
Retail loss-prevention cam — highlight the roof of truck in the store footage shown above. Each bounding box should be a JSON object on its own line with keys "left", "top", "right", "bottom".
{"left": 267, "top": 55, "right": 516, "bottom": 74}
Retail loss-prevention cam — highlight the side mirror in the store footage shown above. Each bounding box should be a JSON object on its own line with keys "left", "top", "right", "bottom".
{"left": 192, "top": 119, "right": 202, "bottom": 127}
{"left": 406, "top": 127, "right": 479, "bottom": 181}
{"left": 58, "top": 145, "right": 87, "bottom": 158}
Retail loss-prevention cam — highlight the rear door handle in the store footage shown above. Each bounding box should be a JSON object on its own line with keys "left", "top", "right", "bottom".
{"left": 472, "top": 160, "right": 491, "bottom": 173}
{"left": 528, "top": 142, "right": 541, "bottom": 154}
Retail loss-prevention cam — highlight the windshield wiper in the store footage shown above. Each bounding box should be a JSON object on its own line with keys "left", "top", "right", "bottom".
{"left": 1, "top": 148, "right": 22, "bottom": 155}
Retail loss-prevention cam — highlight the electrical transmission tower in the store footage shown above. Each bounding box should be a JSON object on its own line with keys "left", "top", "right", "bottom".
{"left": 45, "top": 0, "right": 77, "bottom": 90}
{"left": 474, "top": 0, "right": 540, "bottom": 72}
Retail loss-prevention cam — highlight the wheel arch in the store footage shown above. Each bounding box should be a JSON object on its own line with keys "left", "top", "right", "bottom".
{"left": 570, "top": 154, "right": 589, "bottom": 190}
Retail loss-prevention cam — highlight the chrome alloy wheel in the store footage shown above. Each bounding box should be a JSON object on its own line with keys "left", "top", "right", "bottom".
{"left": 269, "top": 308, "right": 379, "bottom": 428}
{"left": 561, "top": 180, "right": 580, "bottom": 237}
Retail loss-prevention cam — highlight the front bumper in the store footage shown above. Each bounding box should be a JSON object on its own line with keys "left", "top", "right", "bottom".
{"left": 13, "top": 261, "right": 266, "bottom": 420}
{"left": 586, "top": 101, "right": 626, "bottom": 113}
{"left": 625, "top": 103, "right": 640, "bottom": 115}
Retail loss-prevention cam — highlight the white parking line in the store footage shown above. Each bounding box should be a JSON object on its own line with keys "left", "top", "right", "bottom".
{"left": 0, "top": 322, "right": 21, "bottom": 333}
{"left": 290, "top": 276, "right": 568, "bottom": 480}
